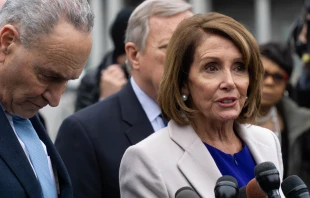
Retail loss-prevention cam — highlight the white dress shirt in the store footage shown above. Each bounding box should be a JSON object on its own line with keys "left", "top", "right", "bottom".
{"left": 130, "top": 77, "right": 166, "bottom": 132}
{"left": 5, "top": 112, "right": 57, "bottom": 190}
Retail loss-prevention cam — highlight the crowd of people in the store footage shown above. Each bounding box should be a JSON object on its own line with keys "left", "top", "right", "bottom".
{"left": 0, "top": 0, "right": 309, "bottom": 197}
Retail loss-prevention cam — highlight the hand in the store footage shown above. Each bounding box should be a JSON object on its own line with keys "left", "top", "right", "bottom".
{"left": 298, "top": 23, "right": 307, "bottom": 44}
{"left": 99, "top": 64, "right": 127, "bottom": 99}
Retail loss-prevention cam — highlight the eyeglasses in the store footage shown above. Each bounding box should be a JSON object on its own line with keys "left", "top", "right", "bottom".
{"left": 263, "top": 71, "right": 288, "bottom": 84}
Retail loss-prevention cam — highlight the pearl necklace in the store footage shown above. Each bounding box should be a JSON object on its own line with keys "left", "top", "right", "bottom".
{"left": 256, "top": 107, "right": 274, "bottom": 124}
{"left": 256, "top": 106, "right": 281, "bottom": 144}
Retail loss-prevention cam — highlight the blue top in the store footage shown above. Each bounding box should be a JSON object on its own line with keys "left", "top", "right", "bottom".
{"left": 204, "top": 142, "right": 256, "bottom": 187}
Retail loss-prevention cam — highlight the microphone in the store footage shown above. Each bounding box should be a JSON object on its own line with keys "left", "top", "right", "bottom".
{"left": 281, "top": 175, "right": 310, "bottom": 198}
{"left": 254, "top": 161, "right": 281, "bottom": 198}
{"left": 246, "top": 178, "right": 267, "bottom": 198}
{"left": 238, "top": 186, "right": 247, "bottom": 198}
{"left": 214, "top": 175, "right": 239, "bottom": 198}
{"left": 175, "top": 187, "right": 201, "bottom": 198}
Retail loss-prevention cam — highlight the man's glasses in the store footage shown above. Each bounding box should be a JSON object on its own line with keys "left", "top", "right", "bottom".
{"left": 263, "top": 71, "right": 288, "bottom": 84}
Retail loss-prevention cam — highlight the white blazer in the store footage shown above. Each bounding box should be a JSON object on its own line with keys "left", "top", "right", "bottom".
{"left": 119, "top": 120, "right": 283, "bottom": 198}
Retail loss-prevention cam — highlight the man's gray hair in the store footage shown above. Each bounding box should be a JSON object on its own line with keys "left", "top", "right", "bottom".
{"left": 125, "top": 0, "right": 192, "bottom": 71}
{"left": 0, "top": 0, "right": 94, "bottom": 48}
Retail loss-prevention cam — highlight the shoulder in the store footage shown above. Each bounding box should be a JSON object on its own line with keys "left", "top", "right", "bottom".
{"left": 121, "top": 127, "right": 174, "bottom": 173}
{"left": 279, "top": 97, "right": 310, "bottom": 139}
{"left": 238, "top": 124, "right": 279, "bottom": 145}
{"left": 132, "top": 127, "right": 171, "bottom": 151}
{"left": 239, "top": 124, "right": 274, "bottom": 135}
{"left": 64, "top": 92, "right": 122, "bottom": 128}
{"left": 238, "top": 124, "right": 282, "bottom": 164}
{"left": 245, "top": 124, "right": 273, "bottom": 132}
{"left": 124, "top": 126, "right": 178, "bottom": 163}
{"left": 123, "top": 121, "right": 191, "bottom": 165}
{"left": 238, "top": 124, "right": 283, "bottom": 176}
{"left": 280, "top": 97, "right": 310, "bottom": 123}
{"left": 120, "top": 129, "right": 171, "bottom": 197}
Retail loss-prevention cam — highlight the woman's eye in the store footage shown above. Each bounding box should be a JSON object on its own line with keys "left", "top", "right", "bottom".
{"left": 159, "top": 44, "right": 168, "bottom": 51}
{"left": 235, "top": 63, "right": 246, "bottom": 72}
{"left": 205, "top": 64, "right": 217, "bottom": 72}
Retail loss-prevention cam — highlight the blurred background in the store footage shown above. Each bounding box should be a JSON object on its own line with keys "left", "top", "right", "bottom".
{"left": 40, "top": 0, "right": 305, "bottom": 141}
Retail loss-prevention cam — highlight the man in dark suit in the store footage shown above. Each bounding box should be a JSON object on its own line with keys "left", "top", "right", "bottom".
{"left": 55, "top": 0, "right": 193, "bottom": 197}
{"left": 0, "top": 0, "right": 94, "bottom": 197}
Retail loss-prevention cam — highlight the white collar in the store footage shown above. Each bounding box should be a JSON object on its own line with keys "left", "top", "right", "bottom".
{"left": 130, "top": 77, "right": 161, "bottom": 122}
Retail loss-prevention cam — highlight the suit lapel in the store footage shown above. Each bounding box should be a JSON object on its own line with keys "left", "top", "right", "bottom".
{"left": 120, "top": 82, "right": 154, "bottom": 145}
{"left": 236, "top": 124, "right": 272, "bottom": 165}
{"left": 170, "top": 122, "right": 278, "bottom": 197}
{"left": 169, "top": 121, "right": 222, "bottom": 197}
{"left": 0, "top": 108, "right": 41, "bottom": 197}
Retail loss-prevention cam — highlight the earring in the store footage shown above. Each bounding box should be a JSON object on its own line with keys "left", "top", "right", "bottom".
{"left": 182, "top": 94, "right": 188, "bottom": 101}
{"left": 284, "top": 90, "right": 289, "bottom": 97}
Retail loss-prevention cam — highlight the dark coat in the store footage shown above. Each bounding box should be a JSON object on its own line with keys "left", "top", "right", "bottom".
{"left": 0, "top": 107, "right": 73, "bottom": 198}
{"left": 55, "top": 82, "right": 154, "bottom": 198}
{"left": 277, "top": 97, "right": 310, "bottom": 186}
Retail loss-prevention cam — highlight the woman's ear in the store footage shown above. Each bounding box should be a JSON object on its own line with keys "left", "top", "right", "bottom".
{"left": 181, "top": 83, "right": 189, "bottom": 96}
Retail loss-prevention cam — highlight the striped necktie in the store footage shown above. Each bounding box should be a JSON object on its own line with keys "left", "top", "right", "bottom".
{"left": 159, "top": 114, "right": 168, "bottom": 127}
{"left": 13, "top": 116, "right": 57, "bottom": 198}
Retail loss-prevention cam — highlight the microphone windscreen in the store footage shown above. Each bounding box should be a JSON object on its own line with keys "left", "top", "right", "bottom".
{"left": 214, "top": 175, "right": 239, "bottom": 198}
{"left": 216, "top": 175, "right": 239, "bottom": 188}
{"left": 281, "top": 175, "right": 310, "bottom": 198}
{"left": 238, "top": 186, "right": 247, "bottom": 198}
{"left": 254, "top": 161, "right": 277, "bottom": 177}
{"left": 254, "top": 161, "right": 280, "bottom": 194}
{"left": 175, "top": 187, "right": 200, "bottom": 198}
{"left": 246, "top": 178, "right": 266, "bottom": 198}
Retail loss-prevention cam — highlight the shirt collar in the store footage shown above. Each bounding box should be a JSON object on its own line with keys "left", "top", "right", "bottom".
{"left": 130, "top": 77, "right": 161, "bottom": 122}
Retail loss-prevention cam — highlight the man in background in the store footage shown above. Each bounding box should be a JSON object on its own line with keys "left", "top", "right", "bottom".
{"left": 75, "top": 8, "right": 134, "bottom": 112}
{"left": 0, "top": 0, "right": 93, "bottom": 197}
{"left": 55, "top": 0, "right": 193, "bottom": 197}
{"left": 290, "top": 1, "right": 310, "bottom": 108}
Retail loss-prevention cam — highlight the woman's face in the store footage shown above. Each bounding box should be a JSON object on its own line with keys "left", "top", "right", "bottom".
{"left": 183, "top": 34, "right": 249, "bottom": 123}
{"left": 261, "top": 57, "right": 287, "bottom": 108}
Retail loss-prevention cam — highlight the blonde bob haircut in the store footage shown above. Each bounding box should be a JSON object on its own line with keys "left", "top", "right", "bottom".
{"left": 158, "top": 12, "right": 264, "bottom": 125}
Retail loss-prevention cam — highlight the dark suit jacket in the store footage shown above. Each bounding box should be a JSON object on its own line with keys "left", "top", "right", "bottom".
{"left": 55, "top": 82, "right": 154, "bottom": 198}
{"left": 0, "top": 107, "right": 73, "bottom": 198}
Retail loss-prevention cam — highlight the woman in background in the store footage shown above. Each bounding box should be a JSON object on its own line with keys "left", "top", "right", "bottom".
{"left": 257, "top": 42, "right": 310, "bottom": 186}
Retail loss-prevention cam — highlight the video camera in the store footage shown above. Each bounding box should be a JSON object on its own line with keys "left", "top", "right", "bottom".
{"left": 290, "top": 0, "right": 310, "bottom": 64}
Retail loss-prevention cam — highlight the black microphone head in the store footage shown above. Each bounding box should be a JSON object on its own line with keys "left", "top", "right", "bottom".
{"left": 175, "top": 187, "right": 200, "bottom": 198}
{"left": 254, "top": 161, "right": 277, "bottom": 176}
{"left": 214, "top": 175, "right": 239, "bottom": 198}
{"left": 254, "top": 161, "right": 280, "bottom": 194}
{"left": 281, "top": 175, "right": 310, "bottom": 198}
{"left": 238, "top": 186, "right": 247, "bottom": 198}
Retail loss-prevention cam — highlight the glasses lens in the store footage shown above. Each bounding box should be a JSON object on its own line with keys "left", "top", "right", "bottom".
{"left": 273, "top": 73, "right": 285, "bottom": 83}
{"left": 264, "top": 71, "right": 286, "bottom": 83}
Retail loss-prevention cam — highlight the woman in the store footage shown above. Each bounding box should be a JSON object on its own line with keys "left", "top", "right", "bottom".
{"left": 257, "top": 42, "right": 310, "bottom": 187}
{"left": 119, "top": 13, "right": 283, "bottom": 198}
